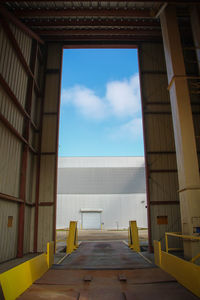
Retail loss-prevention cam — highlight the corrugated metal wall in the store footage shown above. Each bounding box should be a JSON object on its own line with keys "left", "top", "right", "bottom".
{"left": 57, "top": 194, "right": 147, "bottom": 230}
{"left": 0, "top": 21, "right": 47, "bottom": 261}
{"left": 139, "top": 42, "right": 181, "bottom": 248}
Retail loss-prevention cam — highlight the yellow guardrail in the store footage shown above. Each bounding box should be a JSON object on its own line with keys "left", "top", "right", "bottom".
{"left": 0, "top": 241, "right": 54, "bottom": 300}
{"left": 67, "top": 221, "right": 78, "bottom": 254}
{"left": 154, "top": 240, "right": 200, "bottom": 298}
{"left": 55, "top": 228, "right": 69, "bottom": 250}
{"left": 165, "top": 232, "right": 200, "bottom": 263}
{"left": 128, "top": 220, "right": 140, "bottom": 252}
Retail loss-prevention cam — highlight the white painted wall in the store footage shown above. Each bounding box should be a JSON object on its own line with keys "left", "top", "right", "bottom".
{"left": 56, "top": 194, "right": 147, "bottom": 229}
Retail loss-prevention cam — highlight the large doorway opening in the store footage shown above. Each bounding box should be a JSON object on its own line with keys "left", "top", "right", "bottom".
{"left": 56, "top": 48, "right": 148, "bottom": 250}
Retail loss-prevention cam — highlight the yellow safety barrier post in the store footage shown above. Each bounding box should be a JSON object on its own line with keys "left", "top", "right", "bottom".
{"left": 128, "top": 220, "right": 141, "bottom": 252}
{"left": 55, "top": 228, "right": 69, "bottom": 252}
{"left": 154, "top": 235, "right": 200, "bottom": 298}
{"left": 47, "top": 241, "right": 54, "bottom": 268}
{"left": 67, "top": 221, "right": 78, "bottom": 254}
{"left": 0, "top": 242, "right": 54, "bottom": 300}
{"left": 154, "top": 240, "right": 162, "bottom": 267}
{"left": 0, "top": 254, "right": 48, "bottom": 300}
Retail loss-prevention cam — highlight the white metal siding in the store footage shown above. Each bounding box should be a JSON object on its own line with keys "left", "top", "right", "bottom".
{"left": 56, "top": 194, "right": 147, "bottom": 230}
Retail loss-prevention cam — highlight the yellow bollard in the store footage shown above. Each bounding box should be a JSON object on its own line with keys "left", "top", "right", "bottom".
{"left": 47, "top": 241, "right": 54, "bottom": 268}
{"left": 128, "top": 220, "right": 141, "bottom": 252}
{"left": 67, "top": 221, "right": 78, "bottom": 254}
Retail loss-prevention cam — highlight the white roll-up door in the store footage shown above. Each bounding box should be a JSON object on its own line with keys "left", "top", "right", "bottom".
{"left": 82, "top": 212, "right": 101, "bottom": 229}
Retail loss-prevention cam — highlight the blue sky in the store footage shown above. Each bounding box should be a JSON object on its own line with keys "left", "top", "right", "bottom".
{"left": 59, "top": 49, "right": 144, "bottom": 157}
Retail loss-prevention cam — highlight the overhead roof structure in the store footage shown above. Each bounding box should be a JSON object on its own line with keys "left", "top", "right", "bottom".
{"left": 1, "top": 0, "right": 198, "bottom": 43}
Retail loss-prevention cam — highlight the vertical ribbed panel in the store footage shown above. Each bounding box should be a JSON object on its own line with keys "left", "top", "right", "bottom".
{"left": 0, "top": 25, "right": 28, "bottom": 107}
{"left": 10, "top": 24, "right": 32, "bottom": 66}
{"left": 26, "top": 153, "right": 37, "bottom": 204}
{"left": 0, "top": 87, "right": 24, "bottom": 134}
{"left": 0, "top": 124, "right": 22, "bottom": 197}
{"left": 151, "top": 205, "right": 182, "bottom": 249}
{"left": 140, "top": 42, "right": 181, "bottom": 246}
{"left": 39, "top": 156, "right": 56, "bottom": 203}
{"left": 23, "top": 206, "right": 35, "bottom": 254}
{"left": 37, "top": 43, "right": 62, "bottom": 252}
{"left": 0, "top": 22, "right": 37, "bottom": 262}
{"left": 0, "top": 200, "right": 18, "bottom": 263}
{"left": 38, "top": 206, "right": 54, "bottom": 252}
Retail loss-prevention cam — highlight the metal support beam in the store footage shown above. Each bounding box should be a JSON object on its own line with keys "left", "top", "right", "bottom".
{"left": 36, "top": 29, "right": 161, "bottom": 37}
{"left": 24, "top": 19, "right": 160, "bottom": 28}
{"left": 160, "top": 5, "right": 200, "bottom": 259}
{"left": 14, "top": 8, "right": 152, "bottom": 18}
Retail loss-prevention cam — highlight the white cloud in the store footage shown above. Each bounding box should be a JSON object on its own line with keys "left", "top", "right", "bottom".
{"left": 61, "top": 85, "right": 107, "bottom": 119}
{"left": 61, "top": 73, "right": 141, "bottom": 120}
{"left": 106, "top": 74, "right": 141, "bottom": 117}
{"left": 110, "top": 118, "right": 143, "bottom": 141}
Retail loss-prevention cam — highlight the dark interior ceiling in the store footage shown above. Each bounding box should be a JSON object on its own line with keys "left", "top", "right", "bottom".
{"left": 0, "top": 1, "right": 198, "bottom": 43}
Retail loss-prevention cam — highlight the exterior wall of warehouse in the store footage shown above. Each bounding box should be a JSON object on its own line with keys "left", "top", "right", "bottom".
{"left": 56, "top": 157, "right": 147, "bottom": 230}
{"left": 57, "top": 194, "right": 147, "bottom": 230}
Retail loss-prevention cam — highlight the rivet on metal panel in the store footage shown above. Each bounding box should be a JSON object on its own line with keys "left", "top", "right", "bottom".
{"left": 118, "top": 274, "right": 127, "bottom": 282}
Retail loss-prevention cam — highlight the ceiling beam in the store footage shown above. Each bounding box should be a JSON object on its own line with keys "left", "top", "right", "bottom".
{"left": 0, "top": 4, "right": 43, "bottom": 43}
{"left": 24, "top": 19, "right": 160, "bottom": 28}
{"left": 1, "top": 0, "right": 200, "bottom": 3}
{"left": 36, "top": 28, "right": 161, "bottom": 36}
{"left": 14, "top": 8, "right": 153, "bottom": 18}
{"left": 41, "top": 34, "right": 162, "bottom": 42}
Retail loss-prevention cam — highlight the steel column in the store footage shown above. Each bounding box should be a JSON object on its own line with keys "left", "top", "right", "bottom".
{"left": 160, "top": 5, "right": 200, "bottom": 259}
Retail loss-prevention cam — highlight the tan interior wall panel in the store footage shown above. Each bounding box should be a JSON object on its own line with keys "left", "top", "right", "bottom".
{"left": 151, "top": 204, "right": 181, "bottom": 248}
{"left": 37, "top": 206, "right": 54, "bottom": 252}
{"left": 148, "top": 153, "right": 177, "bottom": 170}
{"left": 41, "top": 115, "right": 57, "bottom": 153}
{"left": 140, "top": 42, "right": 181, "bottom": 247}
{"left": 0, "top": 28, "right": 28, "bottom": 108}
{"left": 26, "top": 153, "right": 37, "bottom": 204}
{"left": 149, "top": 173, "right": 179, "bottom": 203}
{"left": 0, "top": 88, "right": 24, "bottom": 134}
{"left": 46, "top": 43, "right": 62, "bottom": 69}
{"left": 23, "top": 206, "right": 35, "bottom": 254}
{"left": 10, "top": 24, "right": 32, "bottom": 66}
{"left": 23, "top": 206, "right": 32, "bottom": 254}
{"left": 142, "top": 74, "right": 169, "bottom": 103}
{"left": 140, "top": 43, "right": 167, "bottom": 72}
{"left": 145, "top": 115, "right": 175, "bottom": 151}
{"left": 44, "top": 74, "right": 60, "bottom": 113}
{"left": 0, "top": 124, "right": 22, "bottom": 197}
{"left": 39, "top": 155, "right": 56, "bottom": 203}
{"left": 0, "top": 200, "right": 18, "bottom": 263}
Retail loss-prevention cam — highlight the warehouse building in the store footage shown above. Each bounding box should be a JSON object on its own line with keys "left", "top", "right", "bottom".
{"left": 57, "top": 157, "right": 147, "bottom": 230}
{"left": 0, "top": 1, "right": 200, "bottom": 264}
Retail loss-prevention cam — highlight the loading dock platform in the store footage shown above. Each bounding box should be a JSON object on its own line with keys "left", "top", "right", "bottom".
{"left": 18, "top": 241, "right": 198, "bottom": 300}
